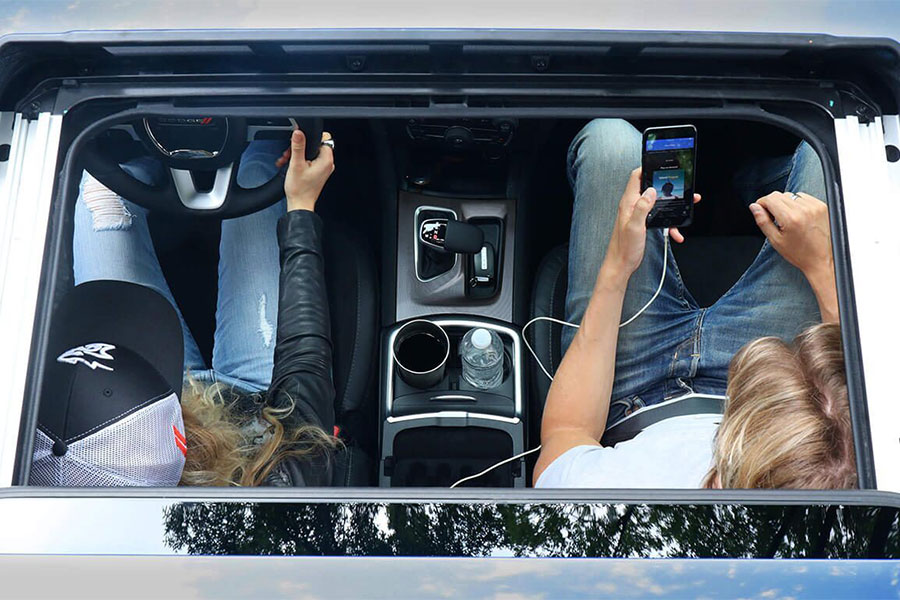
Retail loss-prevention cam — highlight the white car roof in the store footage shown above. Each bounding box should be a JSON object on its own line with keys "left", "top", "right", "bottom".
{"left": 0, "top": 0, "right": 898, "bottom": 41}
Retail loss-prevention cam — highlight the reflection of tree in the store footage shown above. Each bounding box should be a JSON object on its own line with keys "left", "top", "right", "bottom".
{"left": 162, "top": 501, "right": 900, "bottom": 559}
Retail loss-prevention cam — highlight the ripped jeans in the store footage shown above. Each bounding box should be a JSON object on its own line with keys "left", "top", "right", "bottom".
{"left": 73, "top": 141, "right": 287, "bottom": 392}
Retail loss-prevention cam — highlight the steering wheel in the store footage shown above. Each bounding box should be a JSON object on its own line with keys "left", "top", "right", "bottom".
{"left": 81, "top": 116, "right": 323, "bottom": 219}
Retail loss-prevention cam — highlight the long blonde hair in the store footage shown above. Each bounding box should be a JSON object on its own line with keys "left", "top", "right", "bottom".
{"left": 704, "top": 323, "right": 857, "bottom": 489}
{"left": 178, "top": 377, "right": 340, "bottom": 486}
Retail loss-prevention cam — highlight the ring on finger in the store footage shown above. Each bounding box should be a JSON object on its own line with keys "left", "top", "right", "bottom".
{"left": 321, "top": 138, "right": 335, "bottom": 150}
{"left": 789, "top": 192, "right": 801, "bottom": 201}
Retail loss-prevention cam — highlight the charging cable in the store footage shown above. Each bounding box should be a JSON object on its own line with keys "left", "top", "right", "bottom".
{"left": 524, "top": 229, "right": 669, "bottom": 381}
{"left": 449, "top": 446, "right": 543, "bottom": 488}
{"left": 448, "top": 231, "right": 669, "bottom": 488}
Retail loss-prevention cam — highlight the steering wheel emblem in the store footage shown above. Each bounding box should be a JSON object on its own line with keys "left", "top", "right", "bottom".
{"left": 143, "top": 117, "right": 229, "bottom": 159}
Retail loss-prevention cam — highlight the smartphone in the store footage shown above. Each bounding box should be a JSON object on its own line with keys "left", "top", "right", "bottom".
{"left": 642, "top": 125, "right": 698, "bottom": 229}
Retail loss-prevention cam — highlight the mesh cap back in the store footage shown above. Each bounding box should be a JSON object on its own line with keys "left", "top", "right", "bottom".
{"left": 30, "top": 392, "right": 185, "bottom": 487}
{"left": 34, "top": 281, "right": 187, "bottom": 487}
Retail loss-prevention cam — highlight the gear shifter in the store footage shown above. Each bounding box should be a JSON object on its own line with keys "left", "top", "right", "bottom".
{"left": 419, "top": 218, "right": 484, "bottom": 254}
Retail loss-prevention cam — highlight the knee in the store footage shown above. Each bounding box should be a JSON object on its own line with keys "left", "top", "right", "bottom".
{"left": 794, "top": 141, "right": 823, "bottom": 170}
{"left": 569, "top": 118, "right": 640, "bottom": 161}
{"left": 791, "top": 141, "right": 827, "bottom": 200}
{"left": 237, "top": 154, "right": 279, "bottom": 188}
{"left": 237, "top": 141, "right": 283, "bottom": 188}
{"left": 79, "top": 173, "right": 135, "bottom": 231}
{"left": 567, "top": 119, "right": 641, "bottom": 185}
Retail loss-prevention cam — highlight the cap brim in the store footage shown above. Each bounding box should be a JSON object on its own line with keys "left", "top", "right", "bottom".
{"left": 45, "top": 280, "right": 184, "bottom": 399}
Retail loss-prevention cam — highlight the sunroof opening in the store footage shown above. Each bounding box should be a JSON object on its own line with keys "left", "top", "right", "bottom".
{"left": 17, "top": 100, "right": 866, "bottom": 494}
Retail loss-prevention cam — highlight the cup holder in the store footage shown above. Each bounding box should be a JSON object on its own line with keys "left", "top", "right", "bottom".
{"left": 381, "top": 317, "right": 526, "bottom": 487}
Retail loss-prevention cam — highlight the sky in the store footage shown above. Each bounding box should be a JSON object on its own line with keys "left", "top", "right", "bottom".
{"left": 0, "top": 0, "right": 898, "bottom": 40}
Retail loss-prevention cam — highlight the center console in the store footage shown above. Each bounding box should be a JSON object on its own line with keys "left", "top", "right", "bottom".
{"left": 379, "top": 317, "right": 526, "bottom": 487}
{"left": 380, "top": 119, "right": 528, "bottom": 488}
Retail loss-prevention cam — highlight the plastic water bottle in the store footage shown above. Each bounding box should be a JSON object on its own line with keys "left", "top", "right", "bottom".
{"left": 460, "top": 328, "right": 504, "bottom": 389}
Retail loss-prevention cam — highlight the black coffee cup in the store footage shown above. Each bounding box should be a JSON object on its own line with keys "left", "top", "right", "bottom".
{"left": 392, "top": 320, "right": 450, "bottom": 389}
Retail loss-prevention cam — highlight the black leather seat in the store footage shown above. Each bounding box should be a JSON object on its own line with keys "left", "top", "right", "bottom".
{"left": 322, "top": 223, "right": 379, "bottom": 486}
{"left": 529, "top": 236, "right": 764, "bottom": 411}
{"left": 529, "top": 244, "right": 570, "bottom": 411}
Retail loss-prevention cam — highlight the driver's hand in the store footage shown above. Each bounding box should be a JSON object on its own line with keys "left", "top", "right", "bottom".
{"left": 276, "top": 130, "right": 335, "bottom": 212}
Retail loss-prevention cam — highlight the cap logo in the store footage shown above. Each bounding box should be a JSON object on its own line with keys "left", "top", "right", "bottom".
{"left": 57, "top": 343, "right": 116, "bottom": 372}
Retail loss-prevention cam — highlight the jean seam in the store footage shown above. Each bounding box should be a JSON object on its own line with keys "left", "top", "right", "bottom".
{"left": 690, "top": 307, "right": 707, "bottom": 379}
{"left": 667, "top": 242, "right": 692, "bottom": 309}
{"left": 785, "top": 148, "right": 800, "bottom": 193}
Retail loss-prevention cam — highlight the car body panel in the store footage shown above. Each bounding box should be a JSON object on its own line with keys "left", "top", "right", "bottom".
{"left": 0, "top": 0, "right": 899, "bottom": 41}
{"left": 834, "top": 114, "right": 900, "bottom": 492}
{"left": 1, "top": 554, "right": 899, "bottom": 599}
{"left": 0, "top": 112, "right": 62, "bottom": 486}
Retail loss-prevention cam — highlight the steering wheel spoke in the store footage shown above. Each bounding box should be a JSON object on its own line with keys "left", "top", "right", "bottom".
{"left": 169, "top": 164, "right": 235, "bottom": 211}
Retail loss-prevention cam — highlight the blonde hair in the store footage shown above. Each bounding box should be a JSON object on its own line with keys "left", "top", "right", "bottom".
{"left": 704, "top": 323, "right": 857, "bottom": 489}
{"left": 179, "top": 377, "right": 340, "bottom": 487}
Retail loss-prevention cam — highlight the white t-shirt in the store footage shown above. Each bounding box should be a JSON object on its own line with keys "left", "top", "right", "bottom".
{"left": 535, "top": 414, "right": 721, "bottom": 488}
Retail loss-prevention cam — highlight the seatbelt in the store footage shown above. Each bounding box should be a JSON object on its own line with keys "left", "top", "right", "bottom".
{"left": 601, "top": 393, "right": 726, "bottom": 446}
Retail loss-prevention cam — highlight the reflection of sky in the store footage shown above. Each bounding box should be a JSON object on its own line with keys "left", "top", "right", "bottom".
{"left": 0, "top": 0, "right": 898, "bottom": 40}
{"left": 1, "top": 554, "right": 899, "bottom": 599}
{"left": 0, "top": 498, "right": 178, "bottom": 555}
{"left": 1, "top": 498, "right": 899, "bottom": 597}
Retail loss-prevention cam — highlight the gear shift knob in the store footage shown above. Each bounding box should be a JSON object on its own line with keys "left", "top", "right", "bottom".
{"left": 420, "top": 218, "right": 484, "bottom": 254}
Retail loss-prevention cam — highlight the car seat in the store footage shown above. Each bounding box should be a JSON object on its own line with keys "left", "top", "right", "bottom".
{"left": 321, "top": 222, "right": 379, "bottom": 486}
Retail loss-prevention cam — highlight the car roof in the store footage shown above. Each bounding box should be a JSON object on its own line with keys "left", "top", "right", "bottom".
{"left": 0, "top": 0, "right": 898, "bottom": 41}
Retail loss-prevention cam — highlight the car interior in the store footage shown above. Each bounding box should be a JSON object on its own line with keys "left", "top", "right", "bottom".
{"left": 34, "top": 113, "right": 812, "bottom": 488}
{"left": 10, "top": 32, "right": 895, "bottom": 490}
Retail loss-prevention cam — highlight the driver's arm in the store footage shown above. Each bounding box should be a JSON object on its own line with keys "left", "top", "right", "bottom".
{"left": 268, "top": 131, "right": 337, "bottom": 462}
{"left": 534, "top": 170, "right": 658, "bottom": 483}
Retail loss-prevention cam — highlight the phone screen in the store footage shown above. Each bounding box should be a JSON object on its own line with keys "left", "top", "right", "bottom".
{"left": 642, "top": 126, "right": 697, "bottom": 228}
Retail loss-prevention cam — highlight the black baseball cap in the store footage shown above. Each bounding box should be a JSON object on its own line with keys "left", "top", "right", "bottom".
{"left": 30, "top": 280, "right": 187, "bottom": 486}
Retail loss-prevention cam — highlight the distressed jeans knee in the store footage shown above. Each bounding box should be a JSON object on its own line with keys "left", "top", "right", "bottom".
{"left": 81, "top": 173, "right": 134, "bottom": 231}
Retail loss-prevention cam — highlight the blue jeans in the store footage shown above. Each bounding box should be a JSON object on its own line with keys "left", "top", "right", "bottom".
{"left": 563, "top": 119, "right": 826, "bottom": 423}
{"left": 73, "top": 141, "right": 287, "bottom": 392}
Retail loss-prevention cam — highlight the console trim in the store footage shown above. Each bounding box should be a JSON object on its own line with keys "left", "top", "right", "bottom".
{"left": 386, "top": 412, "right": 521, "bottom": 425}
{"left": 385, "top": 317, "right": 524, "bottom": 420}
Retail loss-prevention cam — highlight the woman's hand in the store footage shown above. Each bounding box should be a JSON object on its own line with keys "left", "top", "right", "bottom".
{"left": 275, "top": 130, "right": 335, "bottom": 212}
{"left": 750, "top": 191, "right": 839, "bottom": 322}
{"left": 602, "top": 168, "right": 658, "bottom": 281}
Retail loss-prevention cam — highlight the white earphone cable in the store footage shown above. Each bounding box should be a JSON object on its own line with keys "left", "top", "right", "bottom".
{"left": 449, "top": 231, "right": 669, "bottom": 488}
{"left": 449, "top": 445, "right": 543, "bottom": 488}
{"left": 524, "top": 229, "right": 669, "bottom": 381}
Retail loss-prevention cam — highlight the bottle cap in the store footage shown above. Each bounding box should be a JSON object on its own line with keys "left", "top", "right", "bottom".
{"left": 471, "top": 328, "right": 493, "bottom": 350}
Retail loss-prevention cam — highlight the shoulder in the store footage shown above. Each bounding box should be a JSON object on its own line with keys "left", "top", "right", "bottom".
{"left": 535, "top": 414, "right": 720, "bottom": 489}
{"left": 535, "top": 445, "right": 614, "bottom": 488}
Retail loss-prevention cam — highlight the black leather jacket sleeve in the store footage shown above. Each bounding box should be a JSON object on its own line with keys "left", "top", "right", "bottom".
{"left": 267, "top": 209, "right": 335, "bottom": 486}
